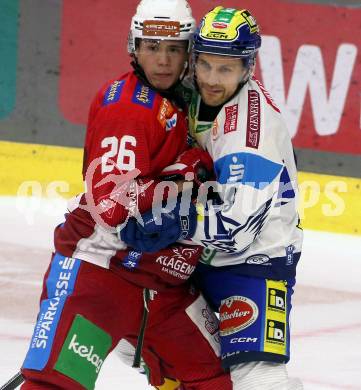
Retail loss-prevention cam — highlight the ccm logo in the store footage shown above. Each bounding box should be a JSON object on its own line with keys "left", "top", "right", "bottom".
{"left": 230, "top": 337, "right": 258, "bottom": 344}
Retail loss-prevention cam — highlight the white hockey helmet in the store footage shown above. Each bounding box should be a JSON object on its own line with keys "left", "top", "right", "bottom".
{"left": 128, "top": 0, "right": 196, "bottom": 53}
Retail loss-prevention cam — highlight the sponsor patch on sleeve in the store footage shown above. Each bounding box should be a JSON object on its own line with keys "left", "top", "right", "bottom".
{"left": 224, "top": 104, "right": 238, "bottom": 134}
{"left": 246, "top": 90, "right": 261, "bottom": 149}
{"left": 103, "top": 80, "right": 125, "bottom": 106}
{"left": 156, "top": 98, "right": 178, "bottom": 131}
{"left": 132, "top": 81, "right": 156, "bottom": 109}
{"left": 54, "top": 314, "right": 112, "bottom": 390}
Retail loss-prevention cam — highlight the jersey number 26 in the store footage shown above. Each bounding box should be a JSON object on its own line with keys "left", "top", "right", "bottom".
{"left": 101, "top": 135, "right": 137, "bottom": 173}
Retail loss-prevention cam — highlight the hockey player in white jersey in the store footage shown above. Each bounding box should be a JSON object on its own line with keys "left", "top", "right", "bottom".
{"left": 187, "top": 7, "right": 304, "bottom": 389}
{"left": 121, "top": 6, "right": 304, "bottom": 389}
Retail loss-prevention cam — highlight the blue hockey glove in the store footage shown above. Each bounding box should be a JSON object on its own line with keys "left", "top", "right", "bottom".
{"left": 120, "top": 199, "right": 197, "bottom": 253}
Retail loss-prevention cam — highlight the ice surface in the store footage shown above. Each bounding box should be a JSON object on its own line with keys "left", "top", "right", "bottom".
{"left": 1, "top": 197, "right": 360, "bottom": 389}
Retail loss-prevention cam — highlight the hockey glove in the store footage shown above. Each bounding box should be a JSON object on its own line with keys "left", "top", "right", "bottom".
{"left": 120, "top": 198, "right": 197, "bottom": 253}
{"left": 159, "top": 147, "right": 213, "bottom": 186}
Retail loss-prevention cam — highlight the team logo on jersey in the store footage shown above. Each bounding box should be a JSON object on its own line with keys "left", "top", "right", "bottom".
{"left": 224, "top": 104, "right": 238, "bottom": 134}
{"left": 132, "top": 81, "right": 156, "bottom": 109}
{"left": 103, "top": 80, "right": 125, "bottom": 106}
{"left": 219, "top": 296, "right": 259, "bottom": 336}
{"left": 246, "top": 90, "right": 260, "bottom": 149}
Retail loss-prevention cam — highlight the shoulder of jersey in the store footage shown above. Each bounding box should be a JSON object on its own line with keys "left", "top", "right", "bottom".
{"left": 97, "top": 72, "right": 162, "bottom": 115}
{"left": 249, "top": 77, "right": 281, "bottom": 114}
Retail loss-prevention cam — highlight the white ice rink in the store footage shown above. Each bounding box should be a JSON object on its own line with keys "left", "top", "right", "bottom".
{"left": 1, "top": 196, "right": 360, "bottom": 389}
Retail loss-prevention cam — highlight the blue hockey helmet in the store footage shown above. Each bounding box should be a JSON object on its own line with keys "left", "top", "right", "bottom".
{"left": 193, "top": 7, "right": 261, "bottom": 67}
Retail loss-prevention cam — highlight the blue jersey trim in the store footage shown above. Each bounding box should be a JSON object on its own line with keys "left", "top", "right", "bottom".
{"left": 277, "top": 166, "right": 295, "bottom": 200}
{"left": 221, "top": 351, "right": 289, "bottom": 369}
{"left": 196, "top": 252, "right": 301, "bottom": 282}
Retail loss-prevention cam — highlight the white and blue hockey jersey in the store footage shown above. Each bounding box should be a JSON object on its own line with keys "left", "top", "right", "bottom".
{"left": 187, "top": 77, "right": 303, "bottom": 279}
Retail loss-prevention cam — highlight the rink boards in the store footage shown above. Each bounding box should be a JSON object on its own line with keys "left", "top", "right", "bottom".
{"left": 0, "top": 140, "right": 359, "bottom": 236}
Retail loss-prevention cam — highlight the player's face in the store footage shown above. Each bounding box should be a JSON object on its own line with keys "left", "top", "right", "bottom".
{"left": 195, "top": 53, "right": 247, "bottom": 107}
{"left": 136, "top": 39, "right": 188, "bottom": 90}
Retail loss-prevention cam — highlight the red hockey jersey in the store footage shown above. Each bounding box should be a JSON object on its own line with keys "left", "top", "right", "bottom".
{"left": 54, "top": 72, "right": 202, "bottom": 290}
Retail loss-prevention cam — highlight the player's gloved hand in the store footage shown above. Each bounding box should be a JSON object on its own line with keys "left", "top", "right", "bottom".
{"left": 159, "top": 147, "right": 213, "bottom": 185}
{"left": 120, "top": 198, "right": 197, "bottom": 253}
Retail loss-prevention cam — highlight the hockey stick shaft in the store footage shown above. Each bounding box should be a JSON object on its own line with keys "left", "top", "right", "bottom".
{"left": 0, "top": 372, "right": 24, "bottom": 390}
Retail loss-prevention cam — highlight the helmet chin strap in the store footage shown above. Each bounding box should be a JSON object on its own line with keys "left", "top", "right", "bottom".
{"left": 180, "top": 60, "right": 189, "bottom": 82}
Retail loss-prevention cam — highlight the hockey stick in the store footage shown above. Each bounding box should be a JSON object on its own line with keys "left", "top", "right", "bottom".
{"left": 0, "top": 372, "right": 24, "bottom": 390}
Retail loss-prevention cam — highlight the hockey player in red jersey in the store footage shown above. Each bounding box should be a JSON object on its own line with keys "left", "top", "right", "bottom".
{"left": 20, "top": 1, "right": 232, "bottom": 389}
